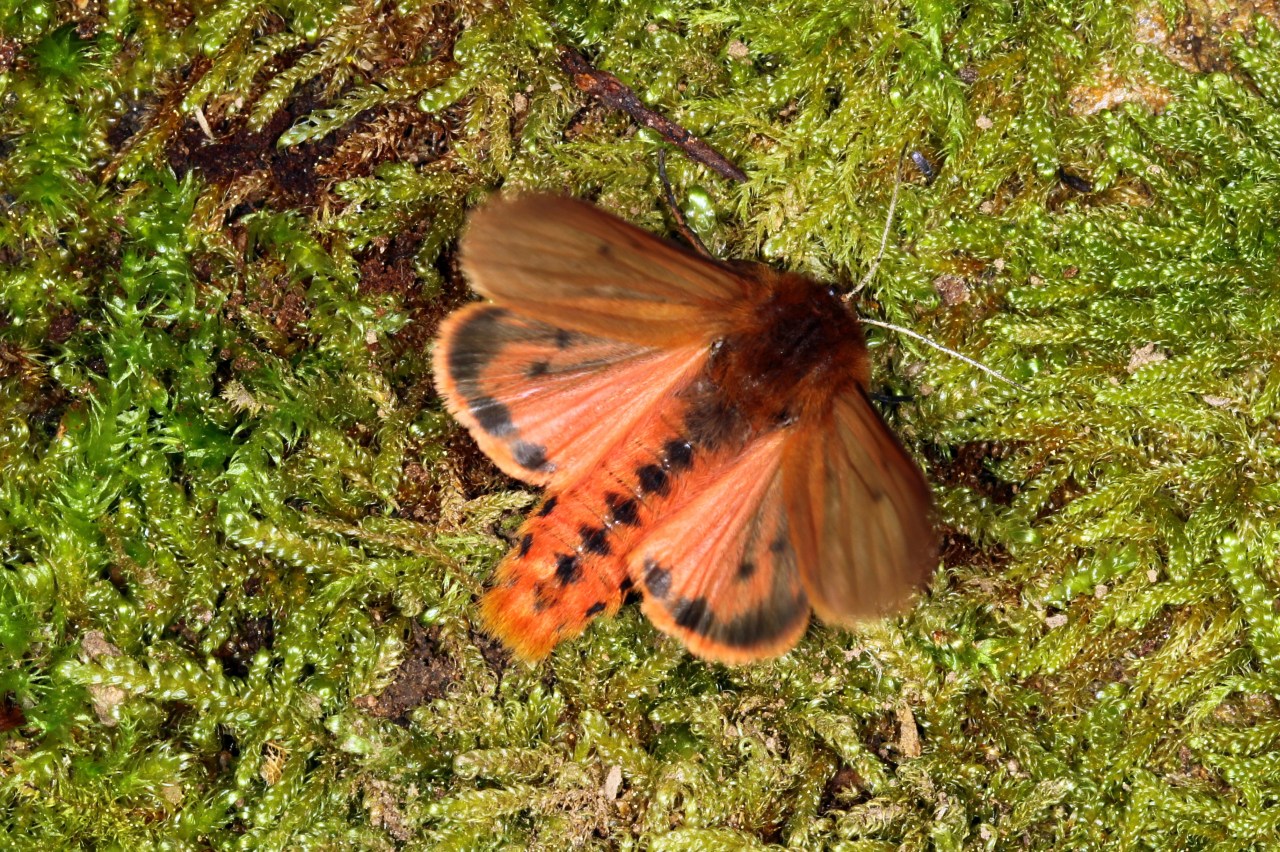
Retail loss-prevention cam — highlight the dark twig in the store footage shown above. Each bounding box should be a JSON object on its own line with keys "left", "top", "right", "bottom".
{"left": 558, "top": 46, "right": 748, "bottom": 184}
{"left": 657, "top": 149, "right": 713, "bottom": 258}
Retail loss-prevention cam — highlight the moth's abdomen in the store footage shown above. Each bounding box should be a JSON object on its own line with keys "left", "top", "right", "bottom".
{"left": 479, "top": 412, "right": 698, "bottom": 660}
{"left": 481, "top": 493, "right": 632, "bottom": 661}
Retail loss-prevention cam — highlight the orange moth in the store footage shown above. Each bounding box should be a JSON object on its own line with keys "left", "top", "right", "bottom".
{"left": 433, "top": 195, "right": 937, "bottom": 664}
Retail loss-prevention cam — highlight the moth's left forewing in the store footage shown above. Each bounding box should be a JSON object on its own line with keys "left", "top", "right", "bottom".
{"left": 784, "top": 388, "right": 937, "bottom": 624}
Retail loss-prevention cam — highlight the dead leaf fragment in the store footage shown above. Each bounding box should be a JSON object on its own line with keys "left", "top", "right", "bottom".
{"left": 1069, "top": 64, "right": 1171, "bottom": 116}
{"left": 603, "top": 765, "right": 623, "bottom": 800}
{"left": 260, "top": 741, "right": 287, "bottom": 786}
{"left": 82, "top": 630, "right": 122, "bottom": 661}
{"left": 1127, "top": 342, "right": 1167, "bottom": 373}
{"left": 364, "top": 778, "right": 412, "bottom": 842}
{"left": 897, "top": 703, "right": 922, "bottom": 759}
{"left": 89, "top": 684, "right": 126, "bottom": 727}
{"left": 933, "top": 273, "right": 970, "bottom": 306}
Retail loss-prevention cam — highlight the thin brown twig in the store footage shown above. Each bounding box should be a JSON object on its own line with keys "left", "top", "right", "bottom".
{"left": 558, "top": 46, "right": 748, "bottom": 184}
{"left": 656, "top": 148, "right": 713, "bottom": 258}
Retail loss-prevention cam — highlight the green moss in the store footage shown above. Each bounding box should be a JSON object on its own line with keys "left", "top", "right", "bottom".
{"left": 2, "top": 0, "right": 1279, "bottom": 848}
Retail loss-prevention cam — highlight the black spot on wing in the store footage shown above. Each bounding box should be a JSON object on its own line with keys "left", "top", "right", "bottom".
{"left": 663, "top": 439, "right": 694, "bottom": 471}
{"left": 637, "top": 464, "right": 670, "bottom": 496}
{"left": 527, "top": 360, "right": 550, "bottom": 378}
{"left": 538, "top": 496, "right": 558, "bottom": 517}
{"left": 579, "top": 525, "right": 611, "bottom": 556}
{"left": 650, "top": 533, "right": 809, "bottom": 651}
{"left": 671, "top": 596, "right": 709, "bottom": 631}
{"left": 446, "top": 306, "right": 510, "bottom": 385}
{"left": 606, "top": 493, "right": 640, "bottom": 526}
{"left": 471, "top": 396, "right": 516, "bottom": 438}
{"left": 555, "top": 328, "right": 574, "bottom": 349}
{"left": 513, "top": 440, "right": 550, "bottom": 472}
{"left": 518, "top": 533, "right": 533, "bottom": 558}
{"left": 662, "top": 591, "right": 809, "bottom": 650}
{"left": 644, "top": 559, "right": 671, "bottom": 599}
{"left": 586, "top": 601, "right": 606, "bottom": 616}
{"left": 555, "top": 553, "right": 581, "bottom": 585}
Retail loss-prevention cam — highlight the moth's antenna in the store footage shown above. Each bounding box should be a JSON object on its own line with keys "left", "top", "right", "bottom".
{"left": 848, "top": 148, "right": 1028, "bottom": 393}
{"left": 862, "top": 318, "right": 1028, "bottom": 391}
{"left": 850, "top": 151, "right": 905, "bottom": 296}
{"left": 657, "top": 148, "right": 714, "bottom": 259}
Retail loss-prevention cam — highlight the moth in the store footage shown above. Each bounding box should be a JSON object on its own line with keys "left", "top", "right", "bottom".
{"left": 433, "top": 195, "right": 936, "bottom": 664}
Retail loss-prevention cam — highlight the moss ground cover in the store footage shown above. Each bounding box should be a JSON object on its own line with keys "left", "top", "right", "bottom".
{"left": 2, "top": 0, "right": 1279, "bottom": 848}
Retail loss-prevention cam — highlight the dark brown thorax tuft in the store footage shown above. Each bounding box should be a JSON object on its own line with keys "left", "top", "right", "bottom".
{"left": 688, "top": 265, "right": 869, "bottom": 450}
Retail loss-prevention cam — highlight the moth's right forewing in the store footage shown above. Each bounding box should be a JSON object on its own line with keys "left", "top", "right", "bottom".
{"left": 460, "top": 195, "right": 747, "bottom": 348}
{"left": 785, "top": 388, "right": 936, "bottom": 624}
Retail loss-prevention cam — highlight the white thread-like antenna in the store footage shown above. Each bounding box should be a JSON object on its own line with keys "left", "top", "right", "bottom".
{"left": 851, "top": 161, "right": 903, "bottom": 296}
{"left": 861, "top": 318, "right": 1027, "bottom": 391}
